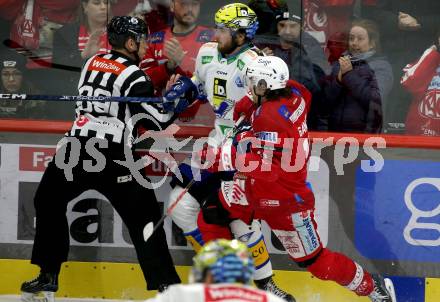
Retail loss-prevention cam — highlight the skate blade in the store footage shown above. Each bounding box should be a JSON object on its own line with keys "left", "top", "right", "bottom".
{"left": 384, "top": 278, "right": 397, "bottom": 302}
{"left": 21, "top": 291, "right": 55, "bottom": 302}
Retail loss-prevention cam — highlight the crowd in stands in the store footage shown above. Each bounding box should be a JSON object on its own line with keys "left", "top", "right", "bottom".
{"left": 0, "top": 0, "right": 439, "bottom": 136}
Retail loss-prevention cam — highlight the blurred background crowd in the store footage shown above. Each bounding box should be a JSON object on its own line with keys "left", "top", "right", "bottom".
{"left": 0, "top": 0, "right": 439, "bottom": 136}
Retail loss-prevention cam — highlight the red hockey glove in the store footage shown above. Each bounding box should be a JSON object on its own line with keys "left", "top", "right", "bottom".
{"left": 233, "top": 95, "right": 256, "bottom": 122}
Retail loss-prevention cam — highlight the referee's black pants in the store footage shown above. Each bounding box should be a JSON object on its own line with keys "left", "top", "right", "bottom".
{"left": 30, "top": 137, "right": 181, "bottom": 290}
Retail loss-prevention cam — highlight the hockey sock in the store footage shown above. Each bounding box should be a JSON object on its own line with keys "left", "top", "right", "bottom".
{"left": 306, "top": 248, "right": 374, "bottom": 296}
{"left": 183, "top": 228, "right": 205, "bottom": 253}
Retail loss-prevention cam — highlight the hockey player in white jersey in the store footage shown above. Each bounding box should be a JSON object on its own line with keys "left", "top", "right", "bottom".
{"left": 164, "top": 3, "right": 294, "bottom": 301}
{"left": 145, "top": 239, "right": 286, "bottom": 302}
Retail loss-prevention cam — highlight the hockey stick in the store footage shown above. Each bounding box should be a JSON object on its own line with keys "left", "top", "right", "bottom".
{"left": 143, "top": 115, "right": 246, "bottom": 242}
{"left": 0, "top": 93, "right": 165, "bottom": 103}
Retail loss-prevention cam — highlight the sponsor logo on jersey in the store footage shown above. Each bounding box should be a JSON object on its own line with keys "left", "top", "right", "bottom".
{"left": 196, "top": 29, "right": 213, "bottom": 42}
{"left": 205, "top": 285, "right": 267, "bottom": 302}
{"left": 201, "top": 55, "right": 213, "bottom": 64}
{"left": 255, "top": 131, "right": 278, "bottom": 143}
{"left": 216, "top": 70, "right": 228, "bottom": 76}
{"left": 235, "top": 76, "right": 244, "bottom": 88}
{"left": 289, "top": 99, "right": 306, "bottom": 123}
{"left": 259, "top": 199, "right": 280, "bottom": 207}
{"left": 277, "top": 104, "right": 292, "bottom": 121}
{"left": 237, "top": 59, "right": 245, "bottom": 70}
{"left": 88, "top": 57, "right": 126, "bottom": 75}
{"left": 213, "top": 78, "right": 227, "bottom": 107}
{"left": 148, "top": 31, "right": 165, "bottom": 43}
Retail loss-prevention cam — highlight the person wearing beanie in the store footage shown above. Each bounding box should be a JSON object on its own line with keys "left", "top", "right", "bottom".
{"left": 252, "top": 1, "right": 329, "bottom": 130}
{"left": 0, "top": 50, "right": 45, "bottom": 118}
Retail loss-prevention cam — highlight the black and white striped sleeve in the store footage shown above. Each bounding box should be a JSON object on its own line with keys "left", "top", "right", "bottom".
{"left": 124, "top": 69, "right": 177, "bottom": 131}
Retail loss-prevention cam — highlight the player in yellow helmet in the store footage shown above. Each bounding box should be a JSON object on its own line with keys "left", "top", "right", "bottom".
{"left": 162, "top": 3, "right": 295, "bottom": 302}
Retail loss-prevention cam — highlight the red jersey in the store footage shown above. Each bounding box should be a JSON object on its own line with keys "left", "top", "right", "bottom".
{"left": 218, "top": 81, "right": 315, "bottom": 224}
{"left": 78, "top": 25, "right": 110, "bottom": 55}
{"left": 401, "top": 46, "right": 440, "bottom": 136}
{"left": 140, "top": 25, "right": 214, "bottom": 90}
{"left": 243, "top": 80, "right": 312, "bottom": 206}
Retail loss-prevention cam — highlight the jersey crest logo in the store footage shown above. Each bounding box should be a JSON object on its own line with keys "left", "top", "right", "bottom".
{"left": 148, "top": 31, "right": 165, "bottom": 44}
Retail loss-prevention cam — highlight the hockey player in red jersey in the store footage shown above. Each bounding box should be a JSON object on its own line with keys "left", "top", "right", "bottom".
{"left": 198, "top": 56, "right": 397, "bottom": 302}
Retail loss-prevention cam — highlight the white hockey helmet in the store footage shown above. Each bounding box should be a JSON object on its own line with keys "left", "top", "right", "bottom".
{"left": 245, "top": 56, "right": 289, "bottom": 91}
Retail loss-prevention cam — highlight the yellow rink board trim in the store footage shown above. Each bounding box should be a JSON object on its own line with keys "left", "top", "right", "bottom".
{"left": 426, "top": 278, "right": 440, "bottom": 302}
{"left": 1, "top": 259, "right": 439, "bottom": 301}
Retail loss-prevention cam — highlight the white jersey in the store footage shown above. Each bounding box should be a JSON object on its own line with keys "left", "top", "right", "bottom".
{"left": 193, "top": 42, "right": 260, "bottom": 145}
{"left": 144, "top": 283, "right": 286, "bottom": 302}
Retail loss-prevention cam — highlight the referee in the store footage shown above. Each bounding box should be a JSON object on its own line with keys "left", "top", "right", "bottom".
{"left": 21, "top": 16, "right": 181, "bottom": 301}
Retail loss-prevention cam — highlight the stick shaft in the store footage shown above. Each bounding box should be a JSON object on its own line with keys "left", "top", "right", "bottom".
{"left": 0, "top": 93, "right": 164, "bottom": 103}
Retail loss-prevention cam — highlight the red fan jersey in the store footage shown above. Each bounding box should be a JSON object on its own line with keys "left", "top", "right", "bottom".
{"left": 401, "top": 46, "right": 440, "bottom": 136}
{"left": 140, "top": 25, "right": 214, "bottom": 90}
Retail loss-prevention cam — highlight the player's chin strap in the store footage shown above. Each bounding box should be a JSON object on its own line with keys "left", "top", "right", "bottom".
{"left": 253, "top": 86, "right": 264, "bottom": 107}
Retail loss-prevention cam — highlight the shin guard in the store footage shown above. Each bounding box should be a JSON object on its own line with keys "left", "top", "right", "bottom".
{"left": 230, "top": 219, "right": 272, "bottom": 280}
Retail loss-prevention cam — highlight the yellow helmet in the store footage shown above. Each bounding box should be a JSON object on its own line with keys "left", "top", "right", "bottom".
{"left": 215, "top": 3, "right": 259, "bottom": 39}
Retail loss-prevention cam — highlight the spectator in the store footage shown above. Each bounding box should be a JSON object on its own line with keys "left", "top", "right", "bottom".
{"left": 141, "top": 0, "right": 213, "bottom": 90}
{"left": 144, "top": 0, "right": 173, "bottom": 34}
{"left": 51, "top": 0, "right": 114, "bottom": 94}
{"left": 253, "top": 2, "right": 329, "bottom": 130}
{"left": 401, "top": 31, "right": 440, "bottom": 136}
{"left": 140, "top": 0, "right": 214, "bottom": 124}
{"left": 0, "top": 49, "right": 46, "bottom": 118}
{"left": 248, "top": 0, "right": 287, "bottom": 35}
{"left": 323, "top": 19, "right": 393, "bottom": 133}
{"left": 3, "top": 0, "right": 79, "bottom": 63}
{"left": 362, "top": 0, "right": 440, "bottom": 127}
{"left": 303, "top": 0, "right": 355, "bottom": 64}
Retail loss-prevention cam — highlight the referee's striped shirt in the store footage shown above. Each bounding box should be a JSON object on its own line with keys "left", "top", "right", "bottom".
{"left": 68, "top": 51, "right": 174, "bottom": 146}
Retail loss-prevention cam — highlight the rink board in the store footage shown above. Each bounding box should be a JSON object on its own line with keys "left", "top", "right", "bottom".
{"left": 1, "top": 137, "right": 440, "bottom": 302}
{"left": 0, "top": 259, "right": 438, "bottom": 302}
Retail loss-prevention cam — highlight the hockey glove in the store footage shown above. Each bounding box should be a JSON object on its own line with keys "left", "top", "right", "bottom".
{"left": 233, "top": 95, "right": 256, "bottom": 122}
{"left": 163, "top": 76, "right": 199, "bottom": 113}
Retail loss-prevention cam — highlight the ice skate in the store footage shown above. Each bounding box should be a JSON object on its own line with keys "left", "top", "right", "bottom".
{"left": 21, "top": 272, "right": 58, "bottom": 302}
{"left": 369, "top": 274, "right": 397, "bottom": 302}
{"left": 255, "top": 276, "right": 296, "bottom": 302}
